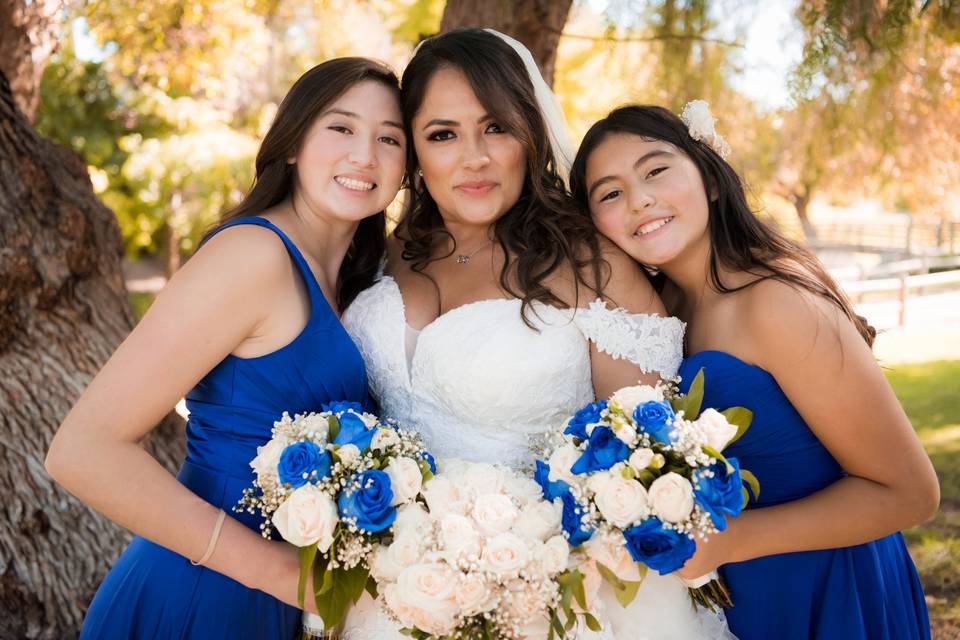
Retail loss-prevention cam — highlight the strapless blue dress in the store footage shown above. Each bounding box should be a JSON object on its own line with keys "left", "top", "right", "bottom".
{"left": 678, "top": 350, "right": 930, "bottom": 640}
{"left": 81, "top": 217, "right": 370, "bottom": 639}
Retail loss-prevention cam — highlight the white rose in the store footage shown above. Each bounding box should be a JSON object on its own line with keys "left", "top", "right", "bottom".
{"left": 370, "top": 544, "right": 403, "bottom": 582}
{"left": 298, "top": 413, "right": 331, "bottom": 437}
{"left": 520, "top": 613, "right": 552, "bottom": 640}
{"left": 538, "top": 534, "right": 570, "bottom": 575}
{"left": 422, "top": 475, "right": 468, "bottom": 518}
{"left": 440, "top": 513, "right": 482, "bottom": 559}
{"left": 393, "top": 501, "right": 431, "bottom": 536}
{"left": 512, "top": 501, "right": 561, "bottom": 541}
{"left": 396, "top": 563, "right": 459, "bottom": 634}
{"left": 463, "top": 462, "right": 506, "bottom": 495}
{"left": 481, "top": 532, "right": 532, "bottom": 576}
{"left": 594, "top": 476, "right": 649, "bottom": 528}
{"left": 586, "top": 469, "right": 615, "bottom": 496}
{"left": 648, "top": 472, "right": 694, "bottom": 523}
{"left": 383, "top": 583, "right": 417, "bottom": 628}
{"left": 250, "top": 438, "right": 286, "bottom": 482}
{"left": 584, "top": 530, "right": 642, "bottom": 582}
{"left": 336, "top": 443, "right": 360, "bottom": 465}
{"left": 387, "top": 531, "right": 423, "bottom": 569}
{"left": 548, "top": 444, "right": 581, "bottom": 485}
{"left": 504, "top": 579, "right": 547, "bottom": 626}
{"left": 370, "top": 428, "right": 400, "bottom": 451}
{"left": 613, "top": 421, "right": 637, "bottom": 446}
{"left": 456, "top": 573, "right": 498, "bottom": 616}
{"left": 271, "top": 484, "right": 338, "bottom": 550}
{"left": 696, "top": 408, "right": 739, "bottom": 452}
{"left": 610, "top": 385, "right": 663, "bottom": 418}
{"left": 472, "top": 493, "right": 519, "bottom": 537}
{"left": 628, "top": 448, "right": 654, "bottom": 471}
{"left": 385, "top": 456, "right": 423, "bottom": 506}
{"left": 503, "top": 474, "right": 544, "bottom": 506}
{"left": 359, "top": 412, "right": 379, "bottom": 428}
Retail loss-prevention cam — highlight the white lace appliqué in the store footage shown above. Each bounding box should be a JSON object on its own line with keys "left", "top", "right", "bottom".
{"left": 573, "top": 299, "right": 686, "bottom": 380}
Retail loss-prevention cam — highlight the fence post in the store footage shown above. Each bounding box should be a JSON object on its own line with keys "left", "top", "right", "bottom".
{"left": 898, "top": 273, "right": 908, "bottom": 327}
{"left": 904, "top": 217, "right": 914, "bottom": 257}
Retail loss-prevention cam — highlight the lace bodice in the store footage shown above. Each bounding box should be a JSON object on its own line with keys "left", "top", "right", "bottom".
{"left": 341, "top": 276, "right": 684, "bottom": 470}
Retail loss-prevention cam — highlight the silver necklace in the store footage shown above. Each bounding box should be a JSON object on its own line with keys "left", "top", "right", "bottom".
{"left": 455, "top": 241, "right": 493, "bottom": 265}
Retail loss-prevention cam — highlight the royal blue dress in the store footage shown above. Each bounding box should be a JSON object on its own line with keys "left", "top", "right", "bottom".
{"left": 81, "top": 217, "right": 370, "bottom": 639}
{"left": 679, "top": 350, "right": 930, "bottom": 640}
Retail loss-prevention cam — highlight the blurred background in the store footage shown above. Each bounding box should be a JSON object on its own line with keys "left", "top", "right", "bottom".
{"left": 0, "top": 0, "right": 958, "bottom": 638}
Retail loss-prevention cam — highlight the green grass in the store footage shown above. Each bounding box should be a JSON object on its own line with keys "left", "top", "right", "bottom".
{"left": 888, "top": 360, "right": 960, "bottom": 637}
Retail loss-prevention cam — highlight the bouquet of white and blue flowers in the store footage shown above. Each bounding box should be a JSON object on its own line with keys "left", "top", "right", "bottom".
{"left": 236, "top": 401, "right": 435, "bottom": 632}
{"left": 534, "top": 370, "right": 759, "bottom": 611}
{"left": 372, "top": 459, "right": 598, "bottom": 640}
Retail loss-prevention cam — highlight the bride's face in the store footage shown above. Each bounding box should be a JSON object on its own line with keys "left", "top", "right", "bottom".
{"left": 584, "top": 133, "right": 710, "bottom": 268}
{"left": 410, "top": 66, "right": 526, "bottom": 228}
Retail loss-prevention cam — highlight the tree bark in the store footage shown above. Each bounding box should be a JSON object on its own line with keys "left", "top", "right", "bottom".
{"left": 0, "top": 0, "right": 66, "bottom": 123}
{"left": 438, "top": 0, "right": 574, "bottom": 87}
{"left": 0, "top": 70, "right": 185, "bottom": 639}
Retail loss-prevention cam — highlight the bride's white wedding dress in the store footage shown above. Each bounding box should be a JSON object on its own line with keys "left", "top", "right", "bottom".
{"left": 338, "top": 275, "right": 734, "bottom": 639}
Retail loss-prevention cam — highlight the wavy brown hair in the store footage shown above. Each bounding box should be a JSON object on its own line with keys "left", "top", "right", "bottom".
{"left": 397, "top": 29, "right": 605, "bottom": 324}
{"left": 206, "top": 57, "right": 400, "bottom": 311}
{"left": 569, "top": 105, "right": 875, "bottom": 347}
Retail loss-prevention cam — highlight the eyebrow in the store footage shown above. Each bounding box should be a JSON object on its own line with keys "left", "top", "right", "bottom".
{"left": 587, "top": 149, "right": 674, "bottom": 199}
{"left": 421, "top": 114, "right": 493, "bottom": 131}
{"left": 321, "top": 108, "right": 403, "bottom": 130}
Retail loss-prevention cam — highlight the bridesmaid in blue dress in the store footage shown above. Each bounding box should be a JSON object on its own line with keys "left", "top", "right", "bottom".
{"left": 570, "top": 104, "right": 938, "bottom": 639}
{"left": 45, "top": 57, "right": 407, "bottom": 639}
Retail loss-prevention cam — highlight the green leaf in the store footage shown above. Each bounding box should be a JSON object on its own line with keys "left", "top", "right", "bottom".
{"left": 569, "top": 569, "right": 588, "bottom": 610}
{"left": 583, "top": 612, "right": 602, "bottom": 632}
{"left": 740, "top": 468, "right": 761, "bottom": 502}
{"left": 721, "top": 407, "right": 753, "bottom": 447}
{"left": 298, "top": 543, "right": 318, "bottom": 608}
{"left": 702, "top": 445, "right": 734, "bottom": 474}
{"left": 741, "top": 487, "right": 749, "bottom": 510}
{"left": 314, "top": 563, "right": 369, "bottom": 629}
{"left": 596, "top": 561, "right": 645, "bottom": 608}
{"left": 327, "top": 415, "right": 340, "bottom": 441}
{"left": 365, "top": 575, "right": 379, "bottom": 600}
{"left": 550, "top": 611, "right": 565, "bottom": 637}
{"left": 680, "top": 368, "right": 705, "bottom": 419}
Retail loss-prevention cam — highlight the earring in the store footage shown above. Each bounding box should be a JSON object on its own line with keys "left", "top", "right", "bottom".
{"left": 417, "top": 169, "right": 423, "bottom": 177}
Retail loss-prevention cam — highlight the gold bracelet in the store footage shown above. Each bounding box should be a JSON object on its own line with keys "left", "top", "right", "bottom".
{"left": 191, "top": 508, "right": 227, "bottom": 566}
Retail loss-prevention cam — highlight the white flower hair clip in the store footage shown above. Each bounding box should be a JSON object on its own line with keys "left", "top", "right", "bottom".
{"left": 680, "top": 100, "right": 731, "bottom": 159}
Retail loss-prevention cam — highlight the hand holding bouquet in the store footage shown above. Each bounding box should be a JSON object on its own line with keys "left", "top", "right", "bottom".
{"left": 237, "top": 401, "right": 435, "bottom": 629}
{"left": 534, "top": 370, "right": 759, "bottom": 610}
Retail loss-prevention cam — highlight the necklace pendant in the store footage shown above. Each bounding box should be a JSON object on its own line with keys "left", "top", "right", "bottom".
{"left": 456, "top": 255, "right": 470, "bottom": 264}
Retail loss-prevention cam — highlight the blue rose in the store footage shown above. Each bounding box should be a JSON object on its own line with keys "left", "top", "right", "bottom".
{"left": 333, "top": 411, "right": 375, "bottom": 452}
{"left": 570, "top": 426, "right": 630, "bottom": 475}
{"left": 564, "top": 400, "right": 608, "bottom": 441}
{"left": 694, "top": 457, "right": 744, "bottom": 531}
{"left": 633, "top": 400, "right": 676, "bottom": 444}
{"left": 337, "top": 469, "right": 397, "bottom": 532}
{"left": 322, "top": 400, "right": 365, "bottom": 415}
{"left": 419, "top": 451, "right": 437, "bottom": 474}
{"left": 623, "top": 517, "right": 696, "bottom": 575}
{"left": 559, "top": 490, "right": 593, "bottom": 546}
{"left": 534, "top": 460, "right": 570, "bottom": 501}
{"left": 277, "top": 441, "right": 332, "bottom": 488}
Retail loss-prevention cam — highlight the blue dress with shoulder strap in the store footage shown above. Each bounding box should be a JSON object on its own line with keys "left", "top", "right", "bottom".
{"left": 679, "top": 350, "right": 930, "bottom": 640}
{"left": 81, "top": 217, "right": 370, "bottom": 639}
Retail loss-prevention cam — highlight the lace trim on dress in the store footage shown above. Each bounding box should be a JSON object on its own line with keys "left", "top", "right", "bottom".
{"left": 573, "top": 299, "right": 686, "bottom": 380}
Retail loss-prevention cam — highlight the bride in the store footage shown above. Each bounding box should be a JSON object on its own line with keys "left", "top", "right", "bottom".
{"left": 338, "top": 28, "right": 733, "bottom": 639}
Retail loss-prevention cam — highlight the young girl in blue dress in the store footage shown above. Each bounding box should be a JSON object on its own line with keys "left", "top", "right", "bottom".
{"left": 569, "top": 104, "right": 938, "bottom": 640}
{"left": 45, "top": 57, "right": 407, "bottom": 639}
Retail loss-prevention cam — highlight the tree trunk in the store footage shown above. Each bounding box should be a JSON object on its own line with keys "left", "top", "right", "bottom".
{"left": 0, "top": 0, "right": 65, "bottom": 123}
{"left": 0, "top": 70, "right": 185, "bottom": 639}
{"left": 439, "top": 0, "right": 574, "bottom": 87}
{"left": 792, "top": 189, "right": 818, "bottom": 241}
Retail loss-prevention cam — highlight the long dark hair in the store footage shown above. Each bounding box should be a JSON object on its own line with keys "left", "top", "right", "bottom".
{"left": 397, "top": 28, "right": 605, "bottom": 324}
{"left": 570, "top": 105, "right": 875, "bottom": 347}
{"left": 207, "top": 57, "right": 399, "bottom": 311}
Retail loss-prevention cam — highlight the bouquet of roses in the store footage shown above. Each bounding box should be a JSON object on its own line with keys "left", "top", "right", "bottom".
{"left": 371, "top": 459, "right": 599, "bottom": 639}
{"left": 533, "top": 370, "right": 759, "bottom": 610}
{"left": 236, "top": 401, "right": 435, "bottom": 631}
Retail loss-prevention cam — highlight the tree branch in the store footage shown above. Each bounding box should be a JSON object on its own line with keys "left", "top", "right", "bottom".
{"left": 545, "top": 26, "right": 744, "bottom": 48}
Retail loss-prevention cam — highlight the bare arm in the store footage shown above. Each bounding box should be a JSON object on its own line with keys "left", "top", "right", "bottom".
{"left": 676, "top": 282, "right": 939, "bottom": 577}
{"left": 45, "top": 226, "right": 310, "bottom": 608}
